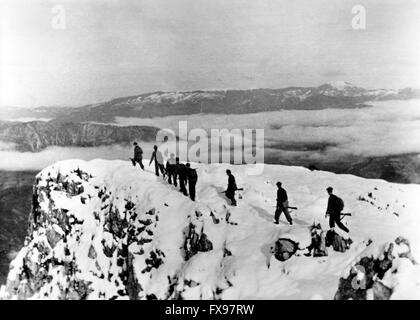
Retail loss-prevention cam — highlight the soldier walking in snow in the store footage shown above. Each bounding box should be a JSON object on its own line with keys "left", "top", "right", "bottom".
{"left": 166, "top": 153, "right": 177, "bottom": 186}
{"left": 224, "top": 169, "right": 237, "bottom": 206}
{"left": 274, "top": 182, "right": 293, "bottom": 225}
{"left": 186, "top": 163, "right": 198, "bottom": 201}
{"left": 177, "top": 160, "right": 189, "bottom": 196}
{"left": 131, "top": 142, "right": 144, "bottom": 170}
{"left": 325, "top": 187, "right": 349, "bottom": 233}
{"left": 149, "top": 145, "right": 166, "bottom": 177}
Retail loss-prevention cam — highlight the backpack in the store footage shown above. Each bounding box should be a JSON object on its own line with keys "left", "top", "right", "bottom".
{"left": 337, "top": 197, "right": 344, "bottom": 212}
{"left": 134, "top": 146, "right": 143, "bottom": 158}
{"left": 189, "top": 169, "right": 198, "bottom": 183}
{"left": 326, "top": 230, "right": 351, "bottom": 253}
{"left": 155, "top": 151, "right": 164, "bottom": 164}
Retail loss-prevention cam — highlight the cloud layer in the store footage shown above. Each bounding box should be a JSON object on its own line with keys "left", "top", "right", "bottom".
{"left": 0, "top": 144, "right": 151, "bottom": 171}
{"left": 1, "top": 99, "right": 420, "bottom": 171}
{"left": 117, "top": 99, "right": 420, "bottom": 159}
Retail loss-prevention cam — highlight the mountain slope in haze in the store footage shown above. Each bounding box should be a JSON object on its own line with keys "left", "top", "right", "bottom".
{"left": 0, "top": 121, "right": 160, "bottom": 152}
{"left": 265, "top": 152, "right": 420, "bottom": 185}
{"left": 1, "top": 160, "right": 419, "bottom": 299}
{"left": 344, "top": 154, "right": 420, "bottom": 184}
{"left": 0, "top": 106, "right": 74, "bottom": 122}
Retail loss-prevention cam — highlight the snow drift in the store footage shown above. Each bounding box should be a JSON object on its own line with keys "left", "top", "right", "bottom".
{"left": 1, "top": 159, "right": 420, "bottom": 299}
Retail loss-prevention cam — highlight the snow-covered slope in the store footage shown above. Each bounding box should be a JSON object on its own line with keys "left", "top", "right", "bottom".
{"left": 317, "top": 81, "right": 365, "bottom": 96}
{"left": 1, "top": 160, "right": 420, "bottom": 300}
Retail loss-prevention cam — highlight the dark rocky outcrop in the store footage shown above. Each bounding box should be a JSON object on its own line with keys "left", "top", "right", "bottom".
{"left": 1, "top": 168, "right": 167, "bottom": 299}
{"left": 273, "top": 238, "right": 299, "bottom": 262}
{"left": 0, "top": 171, "right": 35, "bottom": 285}
{"left": 183, "top": 223, "right": 213, "bottom": 261}
{"left": 334, "top": 237, "right": 416, "bottom": 300}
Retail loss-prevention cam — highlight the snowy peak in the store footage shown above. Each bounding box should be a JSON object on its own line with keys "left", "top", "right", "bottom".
{"left": 324, "top": 81, "right": 358, "bottom": 89}
{"left": 317, "top": 81, "right": 366, "bottom": 97}
{"left": 129, "top": 91, "right": 224, "bottom": 105}
{"left": 314, "top": 81, "right": 414, "bottom": 99}
{"left": 1, "top": 160, "right": 420, "bottom": 299}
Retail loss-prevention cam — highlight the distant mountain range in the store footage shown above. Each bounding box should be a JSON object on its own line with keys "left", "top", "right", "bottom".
{"left": 2, "top": 82, "right": 419, "bottom": 123}
{"left": 0, "top": 121, "right": 159, "bottom": 152}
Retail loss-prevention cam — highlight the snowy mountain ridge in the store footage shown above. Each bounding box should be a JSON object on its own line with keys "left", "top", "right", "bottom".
{"left": 116, "top": 82, "right": 407, "bottom": 105}
{"left": 2, "top": 83, "right": 418, "bottom": 124}
{"left": 1, "top": 159, "right": 419, "bottom": 300}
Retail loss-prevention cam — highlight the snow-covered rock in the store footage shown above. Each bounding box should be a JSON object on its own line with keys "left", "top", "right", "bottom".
{"left": 325, "top": 81, "right": 355, "bottom": 90}
{"left": 317, "top": 81, "right": 366, "bottom": 97}
{"left": 123, "top": 91, "right": 224, "bottom": 106}
{"left": 1, "top": 159, "right": 419, "bottom": 300}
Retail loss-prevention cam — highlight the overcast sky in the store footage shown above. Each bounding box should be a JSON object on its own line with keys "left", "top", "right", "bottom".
{"left": 1, "top": 0, "right": 419, "bottom": 108}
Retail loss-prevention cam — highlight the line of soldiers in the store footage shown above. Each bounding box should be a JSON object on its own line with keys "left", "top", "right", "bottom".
{"left": 131, "top": 142, "right": 198, "bottom": 201}
{"left": 131, "top": 142, "right": 239, "bottom": 205}
{"left": 132, "top": 142, "right": 349, "bottom": 232}
{"left": 166, "top": 154, "right": 198, "bottom": 201}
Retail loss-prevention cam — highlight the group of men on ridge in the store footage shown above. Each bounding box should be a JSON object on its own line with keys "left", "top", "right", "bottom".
{"left": 131, "top": 142, "right": 198, "bottom": 201}
{"left": 131, "top": 142, "right": 350, "bottom": 232}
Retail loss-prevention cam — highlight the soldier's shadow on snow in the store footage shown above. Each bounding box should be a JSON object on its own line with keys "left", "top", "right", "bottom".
{"left": 249, "top": 204, "right": 275, "bottom": 223}
{"left": 249, "top": 204, "right": 309, "bottom": 226}
{"left": 292, "top": 217, "right": 311, "bottom": 227}
{"left": 214, "top": 186, "right": 229, "bottom": 202}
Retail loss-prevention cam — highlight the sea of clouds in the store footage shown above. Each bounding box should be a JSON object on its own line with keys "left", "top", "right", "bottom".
{"left": 116, "top": 99, "right": 420, "bottom": 159}
{"left": 0, "top": 99, "right": 419, "bottom": 171}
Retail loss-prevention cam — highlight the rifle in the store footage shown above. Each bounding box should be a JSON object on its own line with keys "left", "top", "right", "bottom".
{"left": 340, "top": 212, "right": 352, "bottom": 221}
{"left": 325, "top": 212, "right": 352, "bottom": 219}
{"left": 275, "top": 205, "right": 297, "bottom": 210}
{"left": 220, "top": 187, "right": 243, "bottom": 194}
